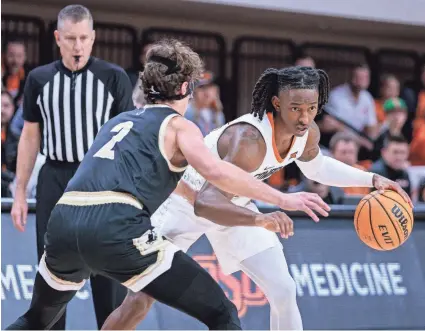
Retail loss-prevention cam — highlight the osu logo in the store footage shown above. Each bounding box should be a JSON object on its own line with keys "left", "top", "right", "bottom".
{"left": 193, "top": 254, "right": 268, "bottom": 317}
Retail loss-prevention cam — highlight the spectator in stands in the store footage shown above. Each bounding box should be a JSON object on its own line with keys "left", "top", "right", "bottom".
{"left": 1, "top": 39, "right": 28, "bottom": 106}
{"left": 405, "top": 65, "right": 425, "bottom": 165}
{"left": 2, "top": 90, "right": 17, "bottom": 197}
{"left": 418, "top": 177, "right": 425, "bottom": 203}
{"left": 318, "top": 64, "right": 377, "bottom": 151}
{"left": 409, "top": 126, "right": 425, "bottom": 166}
{"left": 372, "top": 97, "right": 408, "bottom": 160}
{"left": 400, "top": 64, "right": 425, "bottom": 141}
{"left": 294, "top": 54, "right": 315, "bottom": 68}
{"left": 370, "top": 135, "right": 412, "bottom": 196}
{"left": 185, "top": 71, "right": 225, "bottom": 136}
{"left": 3, "top": 103, "right": 25, "bottom": 175}
{"left": 2, "top": 90, "right": 17, "bottom": 169}
{"left": 4, "top": 102, "right": 46, "bottom": 199}
{"left": 414, "top": 65, "right": 425, "bottom": 125}
{"left": 329, "top": 132, "right": 370, "bottom": 196}
{"left": 375, "top": 74, "right": 400, "bottom": 125}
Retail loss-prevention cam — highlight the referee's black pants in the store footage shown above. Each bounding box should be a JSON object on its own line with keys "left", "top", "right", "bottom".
{"left": 35, "top": 159, "right": 127, "bottom": 330}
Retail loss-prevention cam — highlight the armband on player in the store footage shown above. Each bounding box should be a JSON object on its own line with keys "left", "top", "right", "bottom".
{"left": 295, "top": 150, "right": 374, "bottom": 188}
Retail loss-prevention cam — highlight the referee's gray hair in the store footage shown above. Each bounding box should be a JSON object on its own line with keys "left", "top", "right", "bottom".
{"left": 57, "top": 4, "right": 93, "bottom": 30}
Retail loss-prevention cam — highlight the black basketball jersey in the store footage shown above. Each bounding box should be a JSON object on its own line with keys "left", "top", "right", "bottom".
{"left": 66, "top": 105, "right": 187, "bottom": 214}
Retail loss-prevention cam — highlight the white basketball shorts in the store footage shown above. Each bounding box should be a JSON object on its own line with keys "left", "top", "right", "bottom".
{"left": 151, "top": 194, "right": 282, "bottom": 275}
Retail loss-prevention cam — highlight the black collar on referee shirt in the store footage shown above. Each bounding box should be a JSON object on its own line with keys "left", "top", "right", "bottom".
{"left": 57, "top": 56, "right": 94, "bottom": 76}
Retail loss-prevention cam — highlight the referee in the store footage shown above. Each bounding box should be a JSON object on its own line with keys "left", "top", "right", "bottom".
{"left": 10, "top": 5, "right": 132, "bottom": 330}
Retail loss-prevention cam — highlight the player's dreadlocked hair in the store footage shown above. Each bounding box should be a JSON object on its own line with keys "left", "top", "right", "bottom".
{"left": 251, "top": 66, "right": 330, "bottom": 120}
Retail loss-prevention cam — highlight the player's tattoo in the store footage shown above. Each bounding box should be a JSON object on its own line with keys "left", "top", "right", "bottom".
{"left": 239, "top": 124, "right": 261, "bottom": 143}
{"left": 298, "top": 145, "right": 320, "bottom": 161}
{"left": 298, "top": 121, "right": 321, "bottom": 162}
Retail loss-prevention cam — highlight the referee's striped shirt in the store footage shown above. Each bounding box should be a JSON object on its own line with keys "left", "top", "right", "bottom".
{"left": 23, "top": 57, "right": 134, "bottom": 162}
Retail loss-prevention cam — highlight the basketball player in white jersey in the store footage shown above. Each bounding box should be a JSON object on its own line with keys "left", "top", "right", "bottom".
{"left": 102, "top": 66, "right": 412, "bottom": 330}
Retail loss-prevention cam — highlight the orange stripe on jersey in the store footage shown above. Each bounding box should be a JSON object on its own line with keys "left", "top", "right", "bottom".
{"left": 267, "top": 113, "right": 295, "bottom": 163}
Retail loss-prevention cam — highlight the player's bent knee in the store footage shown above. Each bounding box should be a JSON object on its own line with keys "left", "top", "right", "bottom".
{"left": 271, "top": 277, "right": 297, "bottom": 307}
{"left": 124, "top": 291, "right": 154, "bottom": 318}
{"left": 205, "top": 297, "right": 241, "bottom": 330}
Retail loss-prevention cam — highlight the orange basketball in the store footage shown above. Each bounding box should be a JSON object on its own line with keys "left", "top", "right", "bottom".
{"left": 354, "top": 190, "right": 414, "bottom": 251}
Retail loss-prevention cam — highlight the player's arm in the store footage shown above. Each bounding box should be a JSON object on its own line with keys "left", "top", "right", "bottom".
{"left": 175, "top": 118, "right": 330, "bottom": 221}
{"left": 194, "top": 124, "right": 266, "bottom": 225}
{"left": 197, "top": 180, "right": 295, "bottom": 238}
{"left": 295, "top": 122, "right": 412, "bottom": 207}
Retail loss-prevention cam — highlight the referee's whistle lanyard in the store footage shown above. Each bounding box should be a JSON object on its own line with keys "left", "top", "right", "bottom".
{"left": 71, "top": 56, "right": 81, "bottom": 90}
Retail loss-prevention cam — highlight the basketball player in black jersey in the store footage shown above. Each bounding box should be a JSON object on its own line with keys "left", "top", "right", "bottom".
{"left": 6, "top": 40, "right": 330, "bottom": 330}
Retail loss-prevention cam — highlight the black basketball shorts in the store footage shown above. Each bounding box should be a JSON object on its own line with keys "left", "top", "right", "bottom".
{"left": 38, "top": 191, "right": 180, "bottom": 292}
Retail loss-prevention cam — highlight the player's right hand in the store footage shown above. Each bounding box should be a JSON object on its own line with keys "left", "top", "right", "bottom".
{"left": 279, "top": 192, "right": 331, "bottom": 222}
{"left": 254, "top": 211, "right": 294, "bottom": 238}
{"left": 11, "top": 191, "right": 28, "bottom": 232}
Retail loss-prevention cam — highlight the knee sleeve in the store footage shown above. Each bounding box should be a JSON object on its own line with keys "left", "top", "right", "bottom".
{"left": 143, "top": 251, "right": 241, "bottom": 330}
{"left": 207, "top": 298, "right": 241, "bottom": 330}
{"left": 239, "top": 247, "right": 298, "bottom": 311}
{"left": 269, "top": 276, "right": 297, "bottom": 309}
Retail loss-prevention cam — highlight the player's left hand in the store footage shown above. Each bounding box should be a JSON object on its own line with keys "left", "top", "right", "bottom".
{"left": 372, "top": 174, "right": 413, "bottom": 209}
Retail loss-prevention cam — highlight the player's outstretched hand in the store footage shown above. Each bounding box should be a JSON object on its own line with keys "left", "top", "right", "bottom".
{"left": 372, "top": 174, "right": 413, "bottom": 208}
{"left": 279, "top": 192, "right": 331, "bottom": 222}
{"left": 254, "top": 211, "right": 294, "bottom": 238}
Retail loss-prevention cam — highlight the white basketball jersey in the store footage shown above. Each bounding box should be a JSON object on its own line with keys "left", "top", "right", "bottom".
{"left": 182, "top": 112, "right": 309, "bottom": 206}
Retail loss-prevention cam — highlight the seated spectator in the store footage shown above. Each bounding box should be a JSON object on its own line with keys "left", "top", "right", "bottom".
{"left": 411, "top": 66, "right": 425, "bottom": 132}
{"left": 185, "top": 71, "right": 225, "bottom": 136}
{"left": 1, "top": 38, "right": 28, "bottom": 106}
{"left": 418, "top": 177, "right": 425, "bottom": 203}
{"left": 372, "top": 97, "right": 408, "bottom": 160}
{"left": 1, "top": 90, "right": 17, "bottom": 196}
{"left": 405, "top": 66, "right": 425, "bottom": 165}
{"left": 289, "top": 176, "right": 345, "bottom": 205}
{"left": 329, "top": 132, "right": 370, "bottom": 196}
{"left": 409, "top": 124, "right": 425, "bottom": 165}
{"left": 318, "top": 64, "right": 377, "bottom": 150}
{"left": 401, "top": 64, "right": 425, "bottom": 141}
{"left": 294, "top": 54, "right": 315, "bottom": 68}
{"left": 9, "top": 104, "right": 24, "bottom": 138}
{"left": 370, "top": 134, "right": 412, "bottom": 196}
{"left": 375, "top": 74, "right": 400, "bottom": 124}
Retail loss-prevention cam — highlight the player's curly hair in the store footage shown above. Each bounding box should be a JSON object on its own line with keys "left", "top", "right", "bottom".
{"left": 140, "top": 39, "right": 204, "bottom": 104}
{"left": 251, "top": 66, "right": 330, "bottom": 120}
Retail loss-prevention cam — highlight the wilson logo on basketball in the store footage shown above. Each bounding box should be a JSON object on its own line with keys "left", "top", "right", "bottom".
{"left": 391, "top": 204, "right": 409, "bottom": 240}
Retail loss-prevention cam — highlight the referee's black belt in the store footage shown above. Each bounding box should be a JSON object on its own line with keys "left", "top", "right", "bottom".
{"left": 45, "top": 158, "right": 81, "bottom": 168}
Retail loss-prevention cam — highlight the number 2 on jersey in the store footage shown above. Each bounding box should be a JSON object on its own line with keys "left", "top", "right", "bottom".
{"left": 94, "top": 121, "right": 134, "bottom": 160}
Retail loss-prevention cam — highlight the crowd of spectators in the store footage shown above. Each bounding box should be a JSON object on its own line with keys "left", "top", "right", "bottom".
{"left": 2, "top": 41, "right": 424, "bottom": 204}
